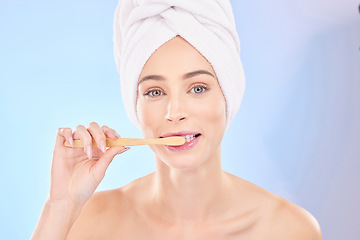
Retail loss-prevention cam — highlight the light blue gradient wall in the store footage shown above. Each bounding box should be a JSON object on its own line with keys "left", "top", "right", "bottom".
{"left": 0, "top": 0, "right": 359, "bottom": 239}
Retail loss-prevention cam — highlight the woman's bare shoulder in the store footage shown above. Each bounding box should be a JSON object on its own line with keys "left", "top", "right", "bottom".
{"left": 266, "top": 198, "right": 322, "bottom": 240}
{"left": 75, "top": 172, "right": 153, "bottom": 213}
{"left": 225, "top": 172, "right": 321, "bottom": 239}
{"left": 66, "top": 177, "right": 146, "bottom": 240}
{"left": 66, "top": 189, "right": 125, "bottom": 239}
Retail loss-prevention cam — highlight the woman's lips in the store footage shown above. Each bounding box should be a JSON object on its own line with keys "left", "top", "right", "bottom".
{"left": 162, "top": 133, "right": 201, "bottom": 152}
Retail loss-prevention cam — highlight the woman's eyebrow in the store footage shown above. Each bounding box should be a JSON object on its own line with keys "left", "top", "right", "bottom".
{"left": 138, "top": 70, "right": 215, "bottom": 85}
{"left": 182, "top": 70, "right": 215, "bottom": 80}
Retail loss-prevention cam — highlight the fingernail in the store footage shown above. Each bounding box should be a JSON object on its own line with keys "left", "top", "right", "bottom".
{"left": 117, "top": 147, "right": 130, "bottom": 155}
{"left": 86, "top": 145, "right": 92, "bottom": 159}
{"left": 113, "top": 131, "right": 121, "bottom": 138}
{"left": 68, "top": 138, "right": 74, "bottom": 148}
{"left": 100, "top": 141, "right": 106, "bottom": 153}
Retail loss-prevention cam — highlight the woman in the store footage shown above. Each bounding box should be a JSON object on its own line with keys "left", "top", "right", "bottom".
{"left": 32, "top": 0, "right": 321, "bottom": 239}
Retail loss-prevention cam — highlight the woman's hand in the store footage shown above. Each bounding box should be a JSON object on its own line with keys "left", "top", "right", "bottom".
{"left": 50, "top": 122, "right": 129, "bottom": 206}
{"left": 31, "top": 122, "right": 129, "bottom": 240}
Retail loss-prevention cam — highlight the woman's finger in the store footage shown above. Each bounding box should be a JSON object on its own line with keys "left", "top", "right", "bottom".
{"left": 57, "top": 128, "right": 74, "bottom": 148}
{"left": 101, "top": 125, "right": 121, "bottom": 139}
{"left": 73, "top": 125, "right": 93, "bottom": 159}
{"left": 87, "top": 122, "right": 107, "bottom": 153}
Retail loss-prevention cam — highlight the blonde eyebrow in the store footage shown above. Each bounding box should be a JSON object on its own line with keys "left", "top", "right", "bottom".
{"left": 138, "top": 70, "right": 215, "bottom": 85}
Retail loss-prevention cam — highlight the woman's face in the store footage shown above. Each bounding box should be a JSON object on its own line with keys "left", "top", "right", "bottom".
{"left": 136, "top": 36, "right": 226, "bottom": 169}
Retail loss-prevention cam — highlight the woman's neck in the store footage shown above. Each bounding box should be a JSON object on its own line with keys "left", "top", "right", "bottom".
{"left": 150, "top": 147, "right": 232, "bottom": 224}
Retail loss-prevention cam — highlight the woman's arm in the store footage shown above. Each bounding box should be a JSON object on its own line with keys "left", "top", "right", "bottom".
{"left": 31, "top": 123, "right": 129, "bottom": 240}
{"left": 31, "top": 198, "right": 82, "bottom": 240}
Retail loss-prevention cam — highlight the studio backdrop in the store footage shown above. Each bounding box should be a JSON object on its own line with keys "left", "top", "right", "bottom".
{"left": 0, "top": 0, "right": 359, "bottom": 239}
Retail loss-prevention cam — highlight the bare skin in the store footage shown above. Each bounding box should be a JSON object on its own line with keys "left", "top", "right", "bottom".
{"left": 32, "top": 36, "right": 321, "bottom": 240}
{"left": 67, "top": 172, "right": 321, "bottom": 240}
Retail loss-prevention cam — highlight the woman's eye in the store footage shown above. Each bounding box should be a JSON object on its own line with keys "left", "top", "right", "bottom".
{"left": 144, "top": 89, "right": 163, "bottom": 97}
{"left": 191, "top": 85, "right": 208, "bottom": 94}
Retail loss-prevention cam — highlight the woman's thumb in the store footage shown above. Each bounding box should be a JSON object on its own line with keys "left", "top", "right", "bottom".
{"left": 93, "top": 147, "right": 130, "bottom": 181}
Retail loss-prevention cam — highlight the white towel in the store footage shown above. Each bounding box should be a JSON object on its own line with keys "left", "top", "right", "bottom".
{"left": 113, "top": 0, "right": 246, "bottom": 130}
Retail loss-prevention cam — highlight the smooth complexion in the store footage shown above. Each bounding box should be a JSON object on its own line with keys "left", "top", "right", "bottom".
{"left": 136, "top": 35, "right": 229, "bottom": 223}
{"left": 33, "top": 36, "right": 322, "bottom": 240}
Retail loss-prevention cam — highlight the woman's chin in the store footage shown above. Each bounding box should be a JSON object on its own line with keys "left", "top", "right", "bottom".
{"left": 155, "top": 150, "right": 205, "bottom": 170}
{"left": 162, "top": 157, "right": 205, "bottom": 170}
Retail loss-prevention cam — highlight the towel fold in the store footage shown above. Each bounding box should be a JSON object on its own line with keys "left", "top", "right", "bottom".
{"left": 113, "top": 0, "right": 246, "bottom": 129}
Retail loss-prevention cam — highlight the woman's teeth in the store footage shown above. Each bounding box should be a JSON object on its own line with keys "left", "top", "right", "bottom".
{"left": 184, "top": 135, "right": 195, "bottom": 142}
{"left": 183, "top": 134, "right": 200, "bottom": 143}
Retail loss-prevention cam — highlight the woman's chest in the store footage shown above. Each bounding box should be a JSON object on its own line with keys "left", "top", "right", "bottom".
{"left": 102, "top": 214, "right": 262, "bottom": 240}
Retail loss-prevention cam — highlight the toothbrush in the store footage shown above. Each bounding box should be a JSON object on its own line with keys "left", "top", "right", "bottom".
{"left": 64, "top": 136, "right": 185, "bottom": 148}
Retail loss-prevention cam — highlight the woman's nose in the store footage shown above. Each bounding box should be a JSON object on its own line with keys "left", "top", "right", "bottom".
{"left": 165, "top": 95, "right": 187, "bottom": 123}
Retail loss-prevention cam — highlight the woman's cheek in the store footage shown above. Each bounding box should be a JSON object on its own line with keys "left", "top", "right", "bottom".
{"left": 196, "top": 96, "right": 226, "bottom": 124}
{"left": 137, "top": 99, "right": 163, "bottom": 137}
{"left": 137, "top": 99, "right": 151, "bottom": 135}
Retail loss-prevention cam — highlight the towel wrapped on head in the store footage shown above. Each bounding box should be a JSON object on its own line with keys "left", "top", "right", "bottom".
{"left": 113, "top": 0, "right": 246, "bottom": 130}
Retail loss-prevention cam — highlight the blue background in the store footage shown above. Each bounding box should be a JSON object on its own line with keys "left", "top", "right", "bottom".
{"left": 0, "top": 0, "right": 359, "bottom": 239}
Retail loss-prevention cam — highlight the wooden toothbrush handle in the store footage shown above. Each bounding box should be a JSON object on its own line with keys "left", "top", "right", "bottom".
{"left": 63, "top": 137, "right": 185, "bottom": 147}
